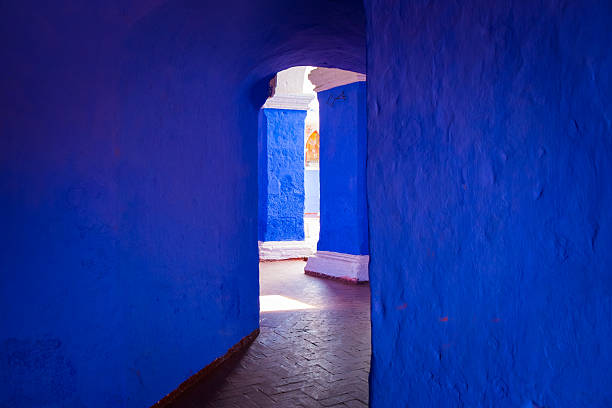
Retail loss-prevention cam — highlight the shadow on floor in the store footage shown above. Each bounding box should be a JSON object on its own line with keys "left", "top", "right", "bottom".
{"left": 166, "top": 342, "right": 255, "bottom": 408}
{"left": 165, "top": 260, "right": 370, "bottom": 408}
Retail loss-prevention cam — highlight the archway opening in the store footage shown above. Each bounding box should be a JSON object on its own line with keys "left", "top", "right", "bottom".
{"left": 118, "top": 1, "right": 369, "bottom": 406}
{"left": 254, "top": 64, "right": 371, "bottom": 406}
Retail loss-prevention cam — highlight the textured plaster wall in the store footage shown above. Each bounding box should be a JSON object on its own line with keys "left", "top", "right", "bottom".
{"left": 258, "top": 109, "right": 270, "bottom": 242}
{"left": 366, "top": 0, "right": 612, "bottom": 406}
{"left": 318, "top": 82, "right": 368, "bottom": 255}
{"left": 0, "top": 0, "right": 365, "bottom": 407}
{"left": 258, "top": 108, "right": 307, "bottom": 242}
{"left": 8, "top": 0, "right": 608, "bottom": 406}
{"left": 304, "top": 169, "right": 320, "bottom": 214}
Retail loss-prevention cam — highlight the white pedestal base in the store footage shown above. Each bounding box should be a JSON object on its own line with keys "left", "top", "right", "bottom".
{"left": 304, "top": 251, "right": 369, "bottom": 282}
{"left": 258, "top": 240, "right": 315, "bottom": 260}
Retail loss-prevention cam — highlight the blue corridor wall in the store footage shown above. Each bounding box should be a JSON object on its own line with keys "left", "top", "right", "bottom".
{"left": 5, "top": 0, "right": 610, "bottom": 406}
{"left": 366, "top": 0, "right": 612, "bottom": 406}
{"left": 258, "top": 108, "right": 307, "bottom": 242}
{"left": 317, "top": 82, "right": 368, "bottom": 255}
{"left": 0, "top": 0, "right": 365, "bottom": 407}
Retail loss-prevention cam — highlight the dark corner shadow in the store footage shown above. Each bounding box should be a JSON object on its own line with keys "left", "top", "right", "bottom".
{"left": 153, "top": 329, "right": 260, "bottom": 408}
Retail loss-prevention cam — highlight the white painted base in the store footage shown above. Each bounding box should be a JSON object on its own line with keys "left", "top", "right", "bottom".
{"left": 258, "top": 240, "right": 315, "bottom": 260}
{"left": 304, "top": 251, "right": 369, "bottom": 282}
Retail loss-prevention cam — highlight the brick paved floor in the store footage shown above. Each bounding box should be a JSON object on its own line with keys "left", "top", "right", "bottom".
{"left": 171, "top": 260, "right": 371, "bottom": 407}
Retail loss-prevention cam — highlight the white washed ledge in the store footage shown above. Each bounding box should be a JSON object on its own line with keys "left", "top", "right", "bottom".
{"left": 262, "top": 94, "right": 314, "bottom": 111}
{"left": 305, "top": 250, "right": 369, "bottom": 282}
{"left": 258, "top": 240, "right": 315, "bottom": 260}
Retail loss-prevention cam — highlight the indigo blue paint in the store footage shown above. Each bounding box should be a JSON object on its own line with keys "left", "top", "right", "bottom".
{"left": 258, "top": 109, "right": 270, "bottom": 242}
{"left": 366, "top": 0, "right": 612, "bottom": 406}
{"left": 304, "top": 169, "right": 320, "bottom": 214}
{"left": 317, "top": 82, "right": 368, "bottom": 255}
{"left": 0, "top": 0, "right": 365, "bottom": 406}
{"left": 258, "top": 108, "right": 307, "bottom": 242}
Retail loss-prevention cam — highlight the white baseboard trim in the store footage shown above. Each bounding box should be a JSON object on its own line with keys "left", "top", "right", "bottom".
{"left": 258, "top": 240, "right": 315, "bottom": 260}
{"left": 304, "top": 251, "right": 369, "bottom": 282}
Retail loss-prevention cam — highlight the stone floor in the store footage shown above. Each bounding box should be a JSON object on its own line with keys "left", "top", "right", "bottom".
{"left": 171, "top": 260, "right": 371, "bottom": 407}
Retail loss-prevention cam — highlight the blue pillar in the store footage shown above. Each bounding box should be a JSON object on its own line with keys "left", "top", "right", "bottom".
{"left": 319, "top": 82, "right": 368, "bottom": 255}
{"left": 258, "top": 108, "right": 307, "bottom": 242}
{"left": 305, "top": 81, "right": 369, "bottom": 281}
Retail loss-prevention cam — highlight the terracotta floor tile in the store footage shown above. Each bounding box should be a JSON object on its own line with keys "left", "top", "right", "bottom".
{"left": 171, "top": 260, "right": 371, "bottom": 407}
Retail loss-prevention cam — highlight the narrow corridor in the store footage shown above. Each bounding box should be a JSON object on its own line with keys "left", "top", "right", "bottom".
{"left": 172, "top": 260, "right": 370, "bottom": 407}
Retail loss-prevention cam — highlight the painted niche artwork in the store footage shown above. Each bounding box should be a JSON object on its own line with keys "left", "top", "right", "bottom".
{"left": 305, "top": 130, "right": 319, "bottom": 166}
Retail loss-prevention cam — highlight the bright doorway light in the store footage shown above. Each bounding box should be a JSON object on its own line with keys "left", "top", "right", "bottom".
{"left": 260, "top": 295, "right": 315, "bottom": 312}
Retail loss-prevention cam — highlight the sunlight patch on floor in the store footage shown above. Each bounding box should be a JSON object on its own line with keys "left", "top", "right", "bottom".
{"left": 260, "top": 295, "right": 315, "bottom": 312}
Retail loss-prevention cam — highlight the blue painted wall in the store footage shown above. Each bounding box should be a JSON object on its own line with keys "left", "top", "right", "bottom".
{"left": 0, "top": 4, "right": 262, "bottom": 407}
{"left": 258, "top": 108, "right": 307, "bottom": 242}
{"left": 0, "top": 0, "right": 365, "bottom": 407}
{"left": 10, "top": 0, "right": 610, "bottom": 406}
{"left": 317, "top": 82, "right": 368, "bottom": 255}
{"left": 304, "top": 169, "right": 320, "bottom": 214}
{"left": 258, "top": 109, "right": 270, "bottom": 242}
{"left": 366, "top": 0, "right": 612, "bottom": 406}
